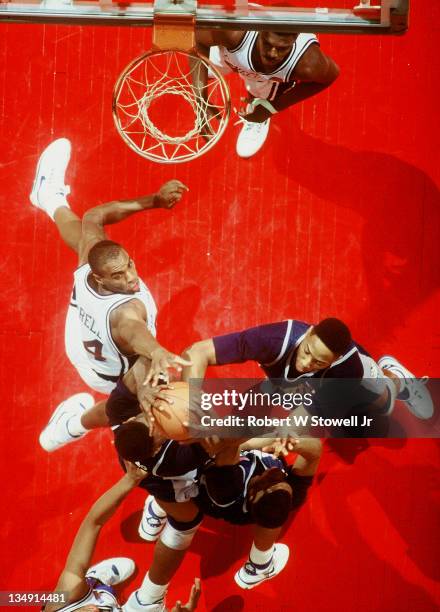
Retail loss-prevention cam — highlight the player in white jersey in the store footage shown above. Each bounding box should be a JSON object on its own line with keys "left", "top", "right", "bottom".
{"left": 30, "top": 138, "right": 191, "bottom": 450}
{"left": 42, "top": 461, "right": 200, "bottom": 612}
{"left": 194, "top": 29, "right": 339, "bottom": 157}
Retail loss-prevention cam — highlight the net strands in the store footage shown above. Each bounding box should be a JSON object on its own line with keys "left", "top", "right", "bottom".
{"left": 114, "top": 50, "right": 229, "bottom": 163}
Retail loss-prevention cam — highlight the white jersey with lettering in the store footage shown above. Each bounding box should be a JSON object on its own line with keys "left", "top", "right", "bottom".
{"left": 218, "top": 31, "right": 318, "bottom": 99}
{"left": 64, "top": 263, "right": 157, "bottom": 393}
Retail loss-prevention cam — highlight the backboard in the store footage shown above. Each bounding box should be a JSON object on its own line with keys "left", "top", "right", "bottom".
{"left": 0, "top": 1, "right": 410, "bottom": 35}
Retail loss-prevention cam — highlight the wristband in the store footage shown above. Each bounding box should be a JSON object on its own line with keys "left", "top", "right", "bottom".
{"left": 249, "top": 98, "right": 278, "bottom": 115}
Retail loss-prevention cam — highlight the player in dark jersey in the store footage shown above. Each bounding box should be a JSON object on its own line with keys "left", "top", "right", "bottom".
{"left": 195, "top": 437, "right": 321, "bottom": 589}
{"left": 181, "top": 318, "right": 433, "bottom": 432}
{"left": 103, "top": 358, "right": 209, "bottom": 612}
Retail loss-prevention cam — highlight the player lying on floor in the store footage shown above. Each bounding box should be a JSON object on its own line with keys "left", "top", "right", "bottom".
{"left": 42, "top": 460, "right": 200, "bottom": 612}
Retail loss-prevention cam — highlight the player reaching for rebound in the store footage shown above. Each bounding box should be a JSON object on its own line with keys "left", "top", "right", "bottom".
{"left": 30, "top": 138, "right": 191, "bottom": 451}
{"left": 42, "top": 460, "right": 200, "bottom": 612}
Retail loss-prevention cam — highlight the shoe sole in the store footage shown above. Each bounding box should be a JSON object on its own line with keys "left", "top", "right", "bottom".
{"left": 30, "top": 138, "right": 71, "bottom": 207}
{"left": 234, "top": 543, "right": 290, "bottom": 590}
{"left": 39, "top": 392, "right": 94, "bottom": 451}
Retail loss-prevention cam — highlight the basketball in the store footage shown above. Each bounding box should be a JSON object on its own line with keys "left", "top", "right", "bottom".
{"left": 152, "top": 381, "right": 191, "bottom": 441}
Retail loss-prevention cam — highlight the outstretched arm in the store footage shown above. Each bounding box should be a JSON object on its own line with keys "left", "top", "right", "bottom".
{"left": 289, "top": 437, "right": 323, "bottom": 476}
{"left": 78, "top": 180, "right": 188, "bottom": 264}
{"left": 111, "top": 301, "right": 192, "bottom": 387}
{"left": 47, "top": 463, "right": 146, "bottom": 611}
{"left": 243, "top": 45, "right": 340, "bottom": 123}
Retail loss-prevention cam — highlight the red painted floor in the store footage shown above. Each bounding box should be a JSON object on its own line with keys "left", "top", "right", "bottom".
{"left": 0, "top": 1, "right": 439, "bottom": 610}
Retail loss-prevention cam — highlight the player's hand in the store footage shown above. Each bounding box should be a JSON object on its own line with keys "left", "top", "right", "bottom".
{"left": 171, "top": 578, "right": 201, "bottom": 611}
{"left": 155, "top": 180, "right": 189, "bottom": 209}
{"left": 145, "top": 347, "right": 192, "bottom": 388}
{"left": 139, "top": 383, "right": 174, "bottom": 433}
{"left": 262, "top": 438, "right": 291, "bottom": 457}
{"left": 123, "top": 460, "right": 149, "bottom": 483}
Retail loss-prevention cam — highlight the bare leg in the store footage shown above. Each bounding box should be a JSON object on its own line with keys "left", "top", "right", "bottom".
{"left": 80, "top": 400, "right": 109, "bottom": 429}
{"left": 132, "top": 500, "right": 201, "bottom": 606}
{"left": 148, "top": 540, "right": 187, "bottom": 585}
{"left": 53, "top": 207, "right": 82, "bottom": 253}
{"left": 253, "top": 524, "right": 283, "bottom": 552}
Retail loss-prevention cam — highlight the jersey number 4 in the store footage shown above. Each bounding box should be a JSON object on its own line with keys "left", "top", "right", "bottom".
{"left": 83, "top": 339, "right": 106, "bottom": 362}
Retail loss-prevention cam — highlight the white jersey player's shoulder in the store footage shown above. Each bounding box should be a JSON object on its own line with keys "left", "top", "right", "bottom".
{"left": 70, "top": 264, "right": 157, "bottom": 379}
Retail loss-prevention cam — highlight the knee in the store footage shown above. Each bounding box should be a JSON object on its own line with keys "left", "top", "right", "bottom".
{"left": 160, "top": 511, "right": 203, "bottom": 550}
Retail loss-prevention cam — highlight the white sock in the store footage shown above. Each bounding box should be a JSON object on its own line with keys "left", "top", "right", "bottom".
{"left": 151, "top": 497, "right": 167, "bottom": 518}
{"left": 249, "top": 542, "right": 274, "bottom": 568}
{"left": 67, "top": 412, "right": 88, "bottom": 436}
{"left": 45, "top": 198, "right": 70, "bottom": 221}
{"left": 137, "top": 573, "right": 168, "bottom": 605}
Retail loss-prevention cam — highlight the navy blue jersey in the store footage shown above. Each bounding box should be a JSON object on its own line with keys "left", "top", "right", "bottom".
{"left": 106, "top": 380, "right": 210, "bottom": 502}
{"left": 213, "top": 320, "right": 364, "bottom": 381}
{"left": 196, "top": 450, "right": 313, "bottom": 525}
{"left": 213, "top": 321, "right": 387, "bottom": 425}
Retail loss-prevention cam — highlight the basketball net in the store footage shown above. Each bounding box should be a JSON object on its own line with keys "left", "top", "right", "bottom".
{"left": 112, "top": 1, "right": 230, "bottom": 164}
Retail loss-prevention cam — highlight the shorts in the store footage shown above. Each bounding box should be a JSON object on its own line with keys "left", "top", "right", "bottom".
{"left": 64, "top": 305, "right": 116, "bottom": 395}
{"left": 138, "top": 472, "right": 199, "bottom": 503}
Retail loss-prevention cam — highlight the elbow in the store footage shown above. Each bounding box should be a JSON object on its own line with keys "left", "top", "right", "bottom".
{"left": 182, "top": 339, "right": 211, "bottom": 364}
{"left": 327, "top": 59, "right": 340, "bottom": 84}
{"left": 82, "top": 209, "right": 104, "bottom": 226}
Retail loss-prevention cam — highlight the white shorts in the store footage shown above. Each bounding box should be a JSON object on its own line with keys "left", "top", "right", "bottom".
{"left": 209, "top": 46, "right": 274, "bottom": 99}
{"left": 64, "top": 305, "right": 116, "bottom": 395}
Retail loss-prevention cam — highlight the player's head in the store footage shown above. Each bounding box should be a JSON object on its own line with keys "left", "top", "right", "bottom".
{"left": 88, "top": 240, "right": 140, "bottom": 295}
{"left": 247, "top": 468, "right": 292, "bottom": 528}
{"left": 295, "top": 317, "right": 352, "bottom": 374}
{"left": 114, "top": 417, "right": 154, "bottom": 470}
{"left": 256, "top": 31, "right": 297, "bottom": 70}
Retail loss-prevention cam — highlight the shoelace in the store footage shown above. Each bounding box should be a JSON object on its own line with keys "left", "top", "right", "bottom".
{"left": 234, "top": 116, "right": 269, "bottom": 135}
{"left": 406, "top": 375, "right": 429, "bottom": 388}
{"left": 44, "top": 165, "right": 71, "bottom": 196}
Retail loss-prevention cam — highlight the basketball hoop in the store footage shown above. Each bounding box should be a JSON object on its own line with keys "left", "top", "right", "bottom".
{"left": 112, "top": 48, "right": 230, "bottom": 164}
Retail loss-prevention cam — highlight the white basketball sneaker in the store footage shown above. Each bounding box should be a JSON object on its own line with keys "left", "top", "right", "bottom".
{"left": 39, "top": 392, "right": 94, "bottom": 452}
{"left": 236, "top": 118, "right": 270, "bottom": 158}
{"left": 378, "top": 355, "right": 433, "bottom": 419}
{"left": 123, "top": 591, "right": 166, "bottom": 612}
{"left": 138, "top": 495, "right": 167, "bottom": 542}
{"left": 234, "top": 543, "right": 290, "bottom": 590}
{"left": 86, "top": 558, "right": 135, "bottom": 586}
{"left": 30, "top": 137, "right": 71, "bottom": 219}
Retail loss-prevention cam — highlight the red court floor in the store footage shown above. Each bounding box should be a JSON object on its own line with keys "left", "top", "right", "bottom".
{"left": 0, "top": 1, "right": 439, "bottom": 610}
